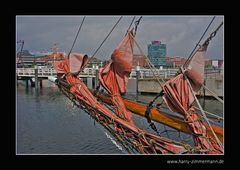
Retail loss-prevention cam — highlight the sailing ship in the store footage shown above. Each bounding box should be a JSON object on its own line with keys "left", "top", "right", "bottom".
{"left": 50, "top": 17, "right": 223, "bottom": 154}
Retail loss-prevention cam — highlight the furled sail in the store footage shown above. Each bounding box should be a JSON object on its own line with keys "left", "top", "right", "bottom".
{"left": 162, "top": 43, "right": 223, "bottom": 154}
{"left": 55, "top": 53, "right": 99, "bottom": 107}
{"left": 162, "top": 44, "right": 207, "bottom": 114}
{"left": 98, "top": 30, "right": 135, "bottom": 126}
{"left": 54, "top": 52, "right": 192, "bottom": 154}
{"left": 185, "top": 44, "right": 206, "bottom": 93}
{"left": 54, "top": 53, "right": 141, "bottom": 133}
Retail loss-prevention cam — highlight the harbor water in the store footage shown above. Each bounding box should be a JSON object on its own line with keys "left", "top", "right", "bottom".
{"left": 16, "top": 79, "right": 223, "bottom": 154}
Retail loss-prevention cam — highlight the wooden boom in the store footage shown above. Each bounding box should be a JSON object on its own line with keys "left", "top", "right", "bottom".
{"left": 89, "top": 89, "right": 223, "bottom": 144}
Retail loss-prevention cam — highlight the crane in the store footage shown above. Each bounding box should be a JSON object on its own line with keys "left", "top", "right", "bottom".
{"left": 16, "top": 40, "right": 24, "bottom": 67}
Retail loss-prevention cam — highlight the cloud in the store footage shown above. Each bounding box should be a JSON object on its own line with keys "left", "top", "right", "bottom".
{"left": 16, "top": 15, "right": 224, "bottom": 60}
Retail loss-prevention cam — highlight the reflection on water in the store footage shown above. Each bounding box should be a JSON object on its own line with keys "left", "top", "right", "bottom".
{"left": 16, "top": 79, "right": 223, "bottom": 154}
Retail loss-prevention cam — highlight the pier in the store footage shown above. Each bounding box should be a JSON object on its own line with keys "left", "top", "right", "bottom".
{"left": 136, "top": 68, "right": 223, "bottom": 97}
{"left": 16, "top": 67, "right": 223, "bottom": 97}
{"left": 16, "top": 67, "right": 100, "bottom": 90}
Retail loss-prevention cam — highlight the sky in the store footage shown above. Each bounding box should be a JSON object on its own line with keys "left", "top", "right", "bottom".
{"left": 16, "top": 15, "right": 224, "bottom": 60}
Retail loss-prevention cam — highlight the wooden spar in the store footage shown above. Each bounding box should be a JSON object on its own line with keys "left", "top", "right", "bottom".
{"left": 88, "top": 88, "right": 223, "bottom": 143}
{"left": 123, "top": 99, "right": 223, "bottom": 144}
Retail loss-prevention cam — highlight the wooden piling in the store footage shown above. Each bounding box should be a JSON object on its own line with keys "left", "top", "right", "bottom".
{"left": 25, "top": 79, "right": 29, "bottom": 88}
{"left": 40, "top": 79, "right": 43, "bottom": 88}
{"left": 34, "top": 66, "right": 38, "bottom": 91}
{"left": 95, "top": 69, "right": 99, "bottom": 89}
{"left": 136, "top": 66, "right": 140, "bottom": 100}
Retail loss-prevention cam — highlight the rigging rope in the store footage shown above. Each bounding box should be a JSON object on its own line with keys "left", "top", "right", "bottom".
{"left": 185, "top": 20, "right": 224, "bottom": 103}
{"left": 127, "top": 16, "right": 166, "bottom": 86}
{"left": 193, "top": 106, "right": 223, "bottom": 120}
{"left": 202, "top": 22, "right": 223, "bottom": 47}
{"left": 129, "top": 34, "right": 165, "bottom": 87}
{"left": 125, "top": 16, "right": 136, "bottom": 36}
{"left": 202, "top": 84, "right": 224, "bottom": 104}
{"left": 134, "top": 16, "right": 142, "bottom": 36}
{"left": 17, "top": 43, "right": 21, "bottom": 52}
{"left": 67, "top": 16, "right": 86, "bottom": 59}
{"left": 88, "top": 16, "right": 123, "bottom": 63}
{"left": 181, "top": 67, "right": 224, "bottom": 151}
{"left": 183, "top": 16, "right": 216, "bottom": 68}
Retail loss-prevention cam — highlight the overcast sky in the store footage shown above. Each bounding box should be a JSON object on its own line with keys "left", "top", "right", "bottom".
{"left": 16, "top": 15, "right": 224, "bottom": 60}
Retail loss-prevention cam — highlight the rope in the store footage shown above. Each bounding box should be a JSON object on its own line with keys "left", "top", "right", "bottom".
{"left": 183, "top": 16, "right": 215, "bottom": 68}
{"left": 67, "top": 16, "right": 86, "bottom": 59}
{"left": 202, "top": 84, "right": 224, "bottom": 104}
{"left": 134, "top": 16, "right": 142, "bottom": 36}
{"left": 125, "top": 16, "right": 136, "bottom": 36}
{"left": 144, "top": 90, "right": 163, "bottom": 121}
{"left": 143, "top": 91, "right": 165, "bottom": 135}
{"left": 177, "top": 131, "right": 193, "bottom": 143}
{"left": 88, "top": 16, "right": 123, "bottom": 63}
{"left": 164, "top": 125, "right": 170, "bottom": 138}
{"left": 56, "top": 29, "right": 203, "bottom": 154}
{"left": 17, "top": 43, "right": 21, "bottom": 52}
{"left": 202, "top": 22, "right": 223, "bottom": 47}
{"left": 17, "top": 40, "right": 24, "bottom": 65}
{"left": 59, "top": 81, "right": 188, "bottom": 154}
{"left": 181, "top": 67, "right": 224, "bottom": 151}
{"left": 193, "top": 106, "right": 223, "bottom": 120}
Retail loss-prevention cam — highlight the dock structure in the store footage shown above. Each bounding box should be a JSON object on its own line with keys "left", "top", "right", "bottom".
{"left": 16, "top": 67, "right": 180, "bottom": 79}
{"left": 16, "top": 67, "right": 56, "bottom": 89}
{"left": 136, "top": 68, "right": 223, "bottom": 97}
{"left": 16, "top": 67, "right": 99, "bottom": 79}
{"left": 16, "top": 67, "right": 223, "bottom": 97}
{"left": 16, "top": 67, "right": 99, "bottom": 89}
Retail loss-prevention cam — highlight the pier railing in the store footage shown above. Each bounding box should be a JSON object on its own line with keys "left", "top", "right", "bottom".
{"left": 16, "top": 67, "right": 223, "bottom": 79}
{"left": 205, "top": 68, "right": 223, "bottom": 79}
{"left": 130, "top": 68, "right": 223, "bottom": 79}
{"left": 16, "top": 68, "right": 57, "bottom": 77}
{"left": 129, "top": 68, "right": 179, "bottom": 79}
{"left": 16, "top": 67, "right": 97, "bottom": 78}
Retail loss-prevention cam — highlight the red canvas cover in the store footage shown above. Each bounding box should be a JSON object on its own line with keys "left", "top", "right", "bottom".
{"left": 98, "top": 31, "right": 135, "bottom": 126}
{"left": 162, "top": 45, "right": 222, "bottom": 153}
{"left": 53, "top": 53, "right": 193, "bottom": 154}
